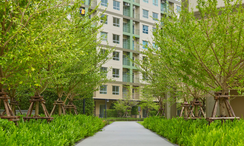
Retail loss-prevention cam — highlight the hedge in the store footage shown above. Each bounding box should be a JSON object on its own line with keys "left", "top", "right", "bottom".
{"left": 143, "top": 117, "right": 243, "bottom": 146}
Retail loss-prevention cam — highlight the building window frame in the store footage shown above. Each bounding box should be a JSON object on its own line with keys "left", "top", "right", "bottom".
{"left": 113, "top": 1, "right": 120, "bottom": 10}
{"left": 101, "top": 32, "right": 107, "bottom": 41}
{"left": 152, "top": 12, "right": 158, "bottom": 21}
{"left": 113, "top": 68, "right": 120, "bottom": 78}
{"left": 143, "top": 25, "right": 148, "bottom": 34}
{"left": 143, "top": 9, "right": 149, "bottom": 18}
{"left": 142, "top": 41, "right": 148, "bottom": 49}
{"left": 113, "top": 34, "right": 120, "bottom": 44}
{"left": 100, "top": 85, "right": 107, "bottom": 94}
{"left": 101, "top": 0, "right": 108, "bottom": 7}
{"left": 153, "top": 0, "right": 158, "bottom": 6}
{"left": 112, "top": 86, "right": 120, "bottom": 95}
{"left": 100, "top": 67, "right": 107, "bottom": 76}
{"left": 113, "top": 51, "right": 120, "bottom": 61}
{"left": 143, "top": 0, "right": 148, "bottom": 3}
{"left": 113, "top": 17, "right": 120, "bottom": 27}
{"left": 101, "top": 14, "right": 107, "bottom": 24}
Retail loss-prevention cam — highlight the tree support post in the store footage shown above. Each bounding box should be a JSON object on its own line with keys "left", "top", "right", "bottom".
{"left": 206, "top": 92, "right": 240, "bottom": 124}
{"left": 50, "top": 98, "right": 66, "bottom": 116}
{"left": 64, "top": 99, "right": 78, "bottom": 115}
{"left": 23, "top": 94, "right": 53, "bottom": 122}
{"left": 0, "top": 92, "right": 20, "bottom": 125}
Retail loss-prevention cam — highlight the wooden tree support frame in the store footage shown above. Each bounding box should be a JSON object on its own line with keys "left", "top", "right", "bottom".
{"left": 207, "top": 92, "right": 240, "bottom": 123}
{"left": 180, "top": 102, "right": 193, "bottom": 118}
{"left": 64, "top": 100, "right": 78, "bottom": 115}
{"left": 50, "top": 98, "right": 66, "bottom": 116}
{"left": 187, "top": 99, "right": 206, "bottom": 119}
{"left": 23, "top": 95, "right": 53, "bottom": 122}
{"left": 0, "top": 92, "right": 20, "bottom": 124}
{"left": 10, "top": 98, "right": 22, "bottom": 115}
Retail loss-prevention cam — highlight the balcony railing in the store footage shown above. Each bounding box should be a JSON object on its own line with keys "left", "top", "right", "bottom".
{"left": 132, "top": 77, "right": 139, "bottom": 83}
{"left": 123, "top": 25, "right": 130, "bottom": 33}
{"left": 133, "top": 28, "right": 139, "bottom": 35}
{"left": 123, "top": 8, "right": 130, "bottom": 17}
{"left": 133, "top": 43, "right": 140, "bottom": 51}
{"left": 123, "top": 58, "right": 130, "bottom": 66}
{"left": 133, "top": 0, "right": 140, "bottom": 4}
{"left": 123, "top": 40, "right": 130, "bottom": 49}
{"left": 132, "top": 93, "right": 139, "bottom": 99}
{"left": 133, "top": 13, "right": 140, "bottom": 19}
{"left": 88, "top": 0, "right": 97, "bottom": 7}
{"left": 123, "top": 74, "right": 130, "bottom": 82}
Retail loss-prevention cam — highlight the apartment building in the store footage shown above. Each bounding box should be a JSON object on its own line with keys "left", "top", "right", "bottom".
{"left": 84, "top": 0, "right": 181, "bottom": 118}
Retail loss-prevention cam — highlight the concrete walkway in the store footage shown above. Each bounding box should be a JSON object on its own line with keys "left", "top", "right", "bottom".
{"left": 76, "top": 121, "right": 176, "bottom": 146}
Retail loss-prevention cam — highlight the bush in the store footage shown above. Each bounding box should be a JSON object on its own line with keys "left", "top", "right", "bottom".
{"left": 0, "top": 115, "right": 105, "bottom": 146}
{"left": 143, "top": 117, "right": 243, "bottom": 146}
{"left": 107, "top": 109, "right": 118, "bottom": 117}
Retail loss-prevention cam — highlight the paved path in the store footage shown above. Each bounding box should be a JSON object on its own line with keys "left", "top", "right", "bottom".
{"left": 76, "top": 121, "right": 176, "bottom": 146}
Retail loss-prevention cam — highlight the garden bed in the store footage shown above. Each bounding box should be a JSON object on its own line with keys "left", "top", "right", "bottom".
{"left": 0, "top": 115, "right": 105, "bottom": 146}
{"left": 142, "top": 117, "right": 243, "bottom": 146}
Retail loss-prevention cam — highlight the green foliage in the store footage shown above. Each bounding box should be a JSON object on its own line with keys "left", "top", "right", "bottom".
{"left": 0, "top": 115, "right": 105, "bottom": 146}
{"left": 143, "top": 117, "right": 243, "bottom": 146}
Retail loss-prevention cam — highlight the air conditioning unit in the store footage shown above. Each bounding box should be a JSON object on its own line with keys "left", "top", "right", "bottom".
{"left": 124, "top": 2, "right": 130, "bottom": 6}
{"left": 161, "top": 0, "right": 166, "bottom": 4}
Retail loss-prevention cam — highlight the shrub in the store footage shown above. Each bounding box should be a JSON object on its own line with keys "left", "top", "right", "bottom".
{"left": 143, "top": 117, "right": 243, "bottom": 146}
{"left": 0, "top": 115, "right": 105, "bottom": 146}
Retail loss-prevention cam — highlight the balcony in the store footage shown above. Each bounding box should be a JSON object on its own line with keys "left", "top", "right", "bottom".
{"left": 132, "top": 77, "right": 139, "bottom": 83}
{"left": 88, "top": 0, "right": 97, "bottom": 7}
{"left": 132, "top": 93, "right": 139, "bottom": 99}
{"left": 123, "top": 24, "right": 130, "bottom": 33}
{"left": 133, "top": 28, "right": 139, "bottom": 35}
{"left": 123, "top": 74, "right": 130, "bottom": 82}
{"left": 161, "top": 3, "right": 167, "bottom": 13}
{"left": 123, "top": 39, "right": 130, "bottom": 49}
{"left": 133, "top": 13, "right": 140, "bottom": 19}
{"left": 123, "top": 7, "right": 130, "bottom": 17}
{"left": 132, "top": 42, "right": 139, "bottom": 51}
{"left": 123, "top": 57, "right": 130, "bottom": 66}
{"left": 133, "top": 0, "right": 140, "bottom": 4}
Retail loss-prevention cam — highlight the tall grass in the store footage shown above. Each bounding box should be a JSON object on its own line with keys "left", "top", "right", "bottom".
{"left": 143, "top": 117, "right": 243, "bottom": 146}
{"left": 0, "top": 115, "right": 105, "bottom": 146}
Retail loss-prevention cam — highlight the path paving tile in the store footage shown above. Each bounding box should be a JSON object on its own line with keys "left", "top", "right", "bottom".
{"left": 76, "top": 121, "right": 177, "bottom": 146}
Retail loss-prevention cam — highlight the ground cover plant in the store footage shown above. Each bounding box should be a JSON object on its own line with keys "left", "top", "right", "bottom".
{"left": 143, "top": 117, "right": 243, "bottom": 146}
{"left": 0, "top": 115, "right": 105, "bottom": 146}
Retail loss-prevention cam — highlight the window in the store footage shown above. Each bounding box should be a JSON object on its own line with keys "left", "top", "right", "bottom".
{"left": 101, "top": 14, "right": 107, "bottom": 24}
{"left": 113, "top": 17, "right": 120, "bottom": 27}
{"left": 153, "top": 0, "right": 158, "bottom": 6}
{"left": 152, "top": 12, "right": 158, "bottom": 21}
{"left": 100, "top": 85, "right": 107, "bottom": 94}
{"left": 100, "top": 67, "right": 107, "bottom": 76}
{"left": 113, "top": 1, "right": 120, "bottom": 10}
{"left": 143, "top": 9, "right": 148, "bottom": 18}
{"left": 113, "top": 51, "right": 120, "bottom": 61}
{"left": 101, "top": 0, "right": 108, "bottom": 7}
{"left": 143, "top": 0, "right": 148, "bottom": 3}
{"left": 142, "top": 41, "right": 148, "bottom": 49}
{"left": 153, "top": 43, "right": 158, "bottom": 49}
{"left": 143, "top": 73, "right": 148, "bottom": 80}
{"left": 101, "top": 32, "right": 107, "bottom": 41}
{"left": 113, "top": 68, "right": 119, "bottom": 78}
{"left": 153, "top": 27, "right": 156, "bottom": 32}
{"left": 112, "top": 86, "right": 119, "bottom": 95}
{"left": 177, "top": 6, "right": 181, "bottom": 13}
{"left": 113, "top": 34, "right": 120, "bottom": 44}
{"left": 143, "top": 25, "right": 148, "bottom": 34}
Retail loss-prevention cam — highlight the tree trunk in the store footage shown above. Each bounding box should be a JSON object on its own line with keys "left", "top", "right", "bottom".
{"left": 219, "top": 98, "right": 226, "bottom": 117}
{"left": 58, "top": 105, "right": 61, "bottom": 115}
{"left": 184, "top": 107, "right": 188, "bottom": 117}
{"left": 35, "top": 101, "right": 39, "bottom": 116}
{"left": 194, "top": 105, "right": 199, "bottom": 117}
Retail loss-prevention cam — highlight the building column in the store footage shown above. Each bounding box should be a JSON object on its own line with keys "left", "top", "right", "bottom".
{"left": 165, "top": 91, "right": 177, "bottom": 119}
